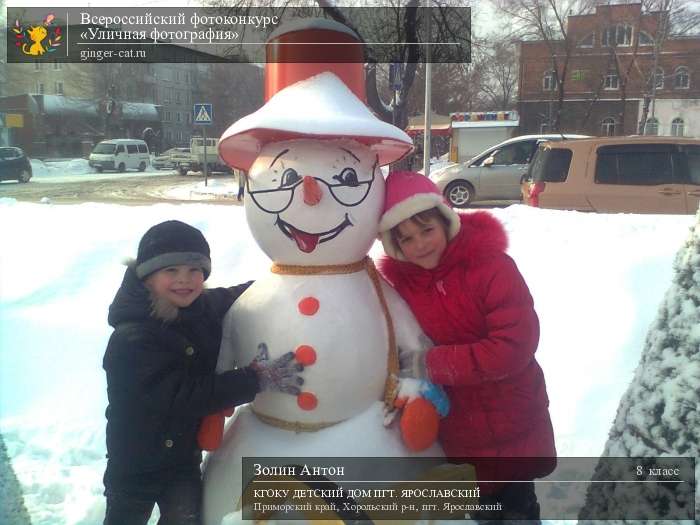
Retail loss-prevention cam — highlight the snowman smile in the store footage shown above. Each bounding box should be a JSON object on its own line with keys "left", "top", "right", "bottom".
{"left": 276, "top": 214, "right": 352, "bottom": 253}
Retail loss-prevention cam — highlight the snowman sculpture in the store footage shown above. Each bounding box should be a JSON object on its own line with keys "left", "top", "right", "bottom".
{"left": 202, "top": 20, "right": 447, "bottom": 524}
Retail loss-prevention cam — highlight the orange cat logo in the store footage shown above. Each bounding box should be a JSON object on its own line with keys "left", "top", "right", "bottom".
{"left": 13, "top": 14, "right": 62, "bottom": 57}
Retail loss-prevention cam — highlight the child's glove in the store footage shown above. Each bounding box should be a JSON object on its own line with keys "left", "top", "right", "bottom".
{"left": 393, "top": 378, "right": 450, "bottom": 452}
{"left": 249, "top": 343, "right": 304, "bottom": 395}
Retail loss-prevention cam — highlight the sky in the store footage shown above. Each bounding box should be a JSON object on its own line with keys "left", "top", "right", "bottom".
{"left": 0, "top": 158, "right": 696, "bottom": 524}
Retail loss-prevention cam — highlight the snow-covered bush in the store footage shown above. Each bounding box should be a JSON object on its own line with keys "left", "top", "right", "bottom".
{"left": 578, "top": 209, "right": 700, "bottom": 523}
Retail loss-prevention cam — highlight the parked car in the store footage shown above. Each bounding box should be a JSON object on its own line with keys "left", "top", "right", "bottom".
{"left": 88, "top": 139, "right": 150, "bottom": 172}
{"left": 0, "top": 146, "right": 32, "bottom": 183}
{"left": 152, "top": 147, "right": 191, "bottom": 170}
{"left": 522, "top": 136, "right": 700, "bottom": 214}
{"left": 429, "top": 134, "right": 589, "bottom": 207}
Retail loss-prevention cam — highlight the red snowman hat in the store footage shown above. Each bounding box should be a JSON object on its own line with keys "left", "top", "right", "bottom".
{"left": 218, "top": 19, "right": 414, "bottom": 172}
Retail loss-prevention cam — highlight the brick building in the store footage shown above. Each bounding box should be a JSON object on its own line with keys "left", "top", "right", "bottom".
{"left": 518, "top": 3, "right": 700, "bottom": 137}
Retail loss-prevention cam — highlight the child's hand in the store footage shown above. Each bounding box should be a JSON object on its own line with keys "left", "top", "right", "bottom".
{"left": 250, "top": 343, "right": 305, "bottom": 395}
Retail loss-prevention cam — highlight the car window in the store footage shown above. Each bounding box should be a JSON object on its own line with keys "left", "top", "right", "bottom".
{"left": 116, "top": 145, "right": 125, "bottom": 154}
{"left": 595, "top": 144, "right": 677, "bottom": 185}
{"left": 137, "top": 144, "right": 148, "bottom": 153}
{"left": 127, "top": 144, "right": 138, "bottom": 154}
{"left": 531, "top": 148, "right": 573, "bottom": 183}
{"left": 493, "top": 141, "right": 535, "bottom": 165}
{"left": 0, "top": 148, "right": 12, "bottom": 159}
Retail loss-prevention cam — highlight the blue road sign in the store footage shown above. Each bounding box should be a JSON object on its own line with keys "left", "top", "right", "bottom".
{"left": 193, "top": 103, "right": 213, "bottom": 125}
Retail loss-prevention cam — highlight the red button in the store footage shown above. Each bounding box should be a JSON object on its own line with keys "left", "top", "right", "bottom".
{"left": 297, "top": 392, "right": 318, "bottom": 411}
{"left": 298, "top": 297, "right": 320, "bottom": 316}
{"left": 295, "top": 345, "right": 317, "bottom": 366}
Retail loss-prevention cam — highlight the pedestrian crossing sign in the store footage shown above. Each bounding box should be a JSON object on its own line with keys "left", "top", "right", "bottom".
{"left": 193, "top": 103, "right": 213, "bottom": 125}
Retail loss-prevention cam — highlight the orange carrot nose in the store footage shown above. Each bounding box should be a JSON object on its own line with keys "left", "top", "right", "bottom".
{"left": 303, "top": 176, "right": 322, "bottom": 206}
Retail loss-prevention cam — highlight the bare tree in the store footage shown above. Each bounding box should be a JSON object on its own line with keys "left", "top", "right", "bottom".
{"left": 491, "top": 0, "right": 596, "bottom": 130}
{"left": 480, "top": 39, "right": 519, "bottom": 110}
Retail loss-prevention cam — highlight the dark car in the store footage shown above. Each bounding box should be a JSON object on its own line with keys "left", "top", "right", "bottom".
{"left": 0, "top": 147, "right": 32, "bottom": 183}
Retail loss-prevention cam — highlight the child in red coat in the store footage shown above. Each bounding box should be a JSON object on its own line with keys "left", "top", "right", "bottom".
{"left": 378, "top": 171, "right": 556, "bottom": 523}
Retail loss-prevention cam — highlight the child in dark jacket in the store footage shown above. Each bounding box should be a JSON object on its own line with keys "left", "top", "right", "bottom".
{"left": 103, "top": 220, "right": 304, "bottom": 525}
{"left": 377, "top": 172, "right": 556, "bottom": 524}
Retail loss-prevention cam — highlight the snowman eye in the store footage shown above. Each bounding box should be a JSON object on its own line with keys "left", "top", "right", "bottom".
{"left": 333, "top": 168, "right": 359, "bottom": 187}
{"left": 280, "top": 168, "right": 301, "bottom": 188}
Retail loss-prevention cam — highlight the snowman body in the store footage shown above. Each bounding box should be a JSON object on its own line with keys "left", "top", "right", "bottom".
{"left": 203, "top": 138, "right": 444, "bottom": 524}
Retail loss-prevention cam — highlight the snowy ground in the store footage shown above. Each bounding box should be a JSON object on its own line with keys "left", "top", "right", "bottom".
{"left": 0, "top": 180, "right": 695, "bottom": 524}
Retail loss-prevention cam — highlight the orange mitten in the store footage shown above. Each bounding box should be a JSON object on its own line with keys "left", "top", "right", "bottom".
{"left": 197, "top": 413, "right": 225, "bottom": 451}
{"left": 399, "top": 397, "right": 440, "bottom": 452}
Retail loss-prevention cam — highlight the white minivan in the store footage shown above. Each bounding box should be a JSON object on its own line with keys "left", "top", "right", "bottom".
{"left": 89, "top": 139, "right": 150, "bottom": 173}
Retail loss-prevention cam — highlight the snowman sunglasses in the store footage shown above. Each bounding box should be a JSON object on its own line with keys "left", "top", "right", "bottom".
{"left": 246, "top": 157, "right": 379, "bottom": 215}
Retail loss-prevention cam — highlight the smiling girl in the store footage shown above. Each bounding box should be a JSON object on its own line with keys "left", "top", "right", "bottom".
{"left": 378, "top": 171, "right": 556, "bottom": 523}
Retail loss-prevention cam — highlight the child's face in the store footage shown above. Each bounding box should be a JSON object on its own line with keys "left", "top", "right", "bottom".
{"left": 144, "top": 265, "right": 205, "bottom": 308}
{"left": 396, "top": 215, "right": 448, "bottom": 270}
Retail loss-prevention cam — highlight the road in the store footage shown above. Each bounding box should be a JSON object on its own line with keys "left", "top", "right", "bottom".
{"left": 0, "top": 171, "right": 236, "bottom": 205}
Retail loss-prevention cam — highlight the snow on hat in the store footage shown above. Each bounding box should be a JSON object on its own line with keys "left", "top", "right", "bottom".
{"left": 136, "top": 220, "right": 211, "bottom": 280}
{"left": 219, "top": 72, "right": 413, "bottom": 172}
{"left": 218, "top": 19, "right": 412, "bottom": 172}
{"left": 378, "top": 171, "right": 461, "bottom": 260}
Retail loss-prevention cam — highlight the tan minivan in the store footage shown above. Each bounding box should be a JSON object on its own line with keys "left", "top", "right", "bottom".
{"left": 522, "top": 136, "right": 700, "bottom": 214}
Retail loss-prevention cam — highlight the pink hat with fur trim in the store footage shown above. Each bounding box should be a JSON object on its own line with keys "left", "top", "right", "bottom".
{"left": 378, "top": 171, "right": 461, "bottom": 260}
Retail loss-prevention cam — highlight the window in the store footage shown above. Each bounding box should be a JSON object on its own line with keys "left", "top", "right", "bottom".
{"left": 54, "top": 82, "right": 64, "bottom": 95}
{"left": 164, "top": 111, "right": 171, "bottom": 122}
{"left": 543, "top": 70, "right": 557, "bottom": 91}
{"left": 604, "top": 70, "right": 619, "bottom": 90}
{"left": 540, "top": 122, "right": 550, "bottom": 133}
{"left": 127, "top": 144, "right": 138, "bottom": 153}
{"left": 36, "top": 82, "right": 45, "bottom": 94}
{"left": 644, "top": 117, "right": 659, "bottom": 135}
{"left": 52, "top": 61, "right": 61, "bottom": 70}
{"left": 686, "top": 146, "right": 700, "bottom": 184}
{"left": 671, "top": 118, "right": 685, "bottom": 137}
{"left": 531, "top": 148, "right": 573, "bottom": 183}
{"left": 116, "top": 145, "right": 125, "bottom": 154}
{"left": 165, "top": 130, "right": 172, "bottom": 141}
{"left": 601, "top": 117, "right": 616, "bottom": 136}
{"left": 602, "top": 24, "right": 632, "bottom": 47}
{"left": 639, "top": 31, "right": 654, "bottom": 46}
{"left": 34, "top": 61, "right": 42, "bottom": 71}
{"left": 492, "top": 141, "right": 537, "bottom": 165}
{"left": 186, "top": 113, "right": 191, "bottom": 124}
{"left": 176, "top": 112, "right": 181, "bottom": 122}
{"left": 137, "top": 144, "right": 148, "bottom": 153}
{"left": 596, "top": 145, "right": 675, "bottom": 185}
{"left": 578, "top": 33, "right": 594, "bottom": 48}
{"left": 674, "top": 67, "right": 689, "bottom": 89}
{"left": 653, "top": 67, "right": 664, "bottom": 90}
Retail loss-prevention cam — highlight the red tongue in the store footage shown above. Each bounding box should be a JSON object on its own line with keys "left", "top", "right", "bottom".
{"left": 287, "top": 224, "right": 320, "bottom": 253}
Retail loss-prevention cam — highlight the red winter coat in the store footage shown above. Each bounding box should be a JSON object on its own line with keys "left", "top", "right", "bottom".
{"left": 379, "top": 211, "right": 556, "bottom": 491}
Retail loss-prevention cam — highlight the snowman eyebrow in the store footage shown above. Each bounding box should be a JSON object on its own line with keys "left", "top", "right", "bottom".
{"left": 270, "top": 149, "right": 289, "bottom": 168}
{"left": 340, "top": 148, "right": 360, "bottom": 163}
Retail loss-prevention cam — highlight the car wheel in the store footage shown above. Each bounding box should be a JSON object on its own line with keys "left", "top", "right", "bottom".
{"left": 179, "top": 167, "right": 188, "bottom": 176}
{"left": 118, "top": 162, "right": 126, "bottom": 172}
{"left": 18, "top": 169, "right": 31, "bottom": 183}
{"left": 95, "top": 166, "right": 103, "bottom": 173}
{"left": 445, "top": 180, "right": 474, "bottom": 208}
{"left": 138, "top": 161, "right": 147, "bottom": 172}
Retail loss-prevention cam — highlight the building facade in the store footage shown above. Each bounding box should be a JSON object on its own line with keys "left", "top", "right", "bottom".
{"left": 518, "top": 3, "right": 700, "bottom": 137}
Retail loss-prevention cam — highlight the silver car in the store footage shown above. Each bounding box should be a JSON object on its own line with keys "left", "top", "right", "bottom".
{"left": 429, "top": 134, "right": 589, "bottom": 207}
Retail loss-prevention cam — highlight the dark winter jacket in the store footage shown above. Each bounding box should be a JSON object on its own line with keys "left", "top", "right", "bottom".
{"left": 103, "top": 266, "right": 258, "bottom": 483}
{"left": 379, "top": 211, "right": 556, "bottom": 490}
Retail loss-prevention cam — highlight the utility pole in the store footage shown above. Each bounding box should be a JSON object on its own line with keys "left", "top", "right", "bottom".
{"left": 422, "top": 3, "right": 433, "bottom": 177}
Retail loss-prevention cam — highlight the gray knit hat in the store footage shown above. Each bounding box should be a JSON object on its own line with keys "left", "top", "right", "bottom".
{"left": 135, "top": 220, "right": 211, "bottom": 280}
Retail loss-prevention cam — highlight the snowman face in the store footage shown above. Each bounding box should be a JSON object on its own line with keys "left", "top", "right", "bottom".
{"left": 245, "top": 139, "right": 385, "bottom": 265}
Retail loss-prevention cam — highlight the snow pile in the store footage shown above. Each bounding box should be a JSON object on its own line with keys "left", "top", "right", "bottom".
{"left": 0, "top": 201, "right": 695, "bottom": 524}
{"left": 31, "top": 159, "right": 93, "bottom": 178}
{"left": 578, "top": 207, "right": 700, "bottom": 523}
{"left": 164, "top": 179, "right": 239, "bottom": 201}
